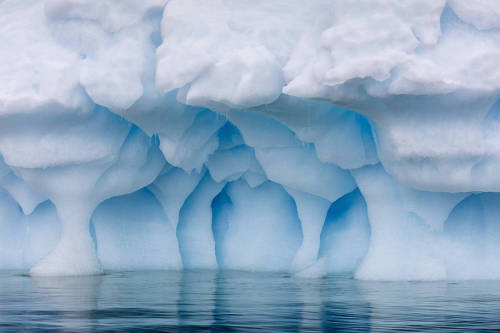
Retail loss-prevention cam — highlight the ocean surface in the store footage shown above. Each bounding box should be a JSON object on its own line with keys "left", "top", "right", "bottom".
{"left": 1, "top": 270, "right": 500, "bottom": 332}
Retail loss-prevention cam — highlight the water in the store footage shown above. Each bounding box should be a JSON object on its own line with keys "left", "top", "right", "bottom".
{"left": 1, "top": 271, "right": 500, "bottom": 332}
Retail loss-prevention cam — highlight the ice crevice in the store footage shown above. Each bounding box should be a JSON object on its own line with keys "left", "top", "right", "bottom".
{"left": 0, "top": 0, "right": 500, "bottom": 280}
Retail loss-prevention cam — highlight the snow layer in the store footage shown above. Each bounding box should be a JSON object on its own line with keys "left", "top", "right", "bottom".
{"left": 0, "top": 0, "right": 499, "bottom": 279}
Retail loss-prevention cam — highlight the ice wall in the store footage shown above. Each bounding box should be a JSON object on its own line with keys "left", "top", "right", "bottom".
{"left": 0, "top": 0, "right": 499, "bottom": 279}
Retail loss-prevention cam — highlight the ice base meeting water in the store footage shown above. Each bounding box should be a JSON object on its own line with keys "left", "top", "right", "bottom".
{"left": 1, "top": 270, "right": 500, "bottom": 332}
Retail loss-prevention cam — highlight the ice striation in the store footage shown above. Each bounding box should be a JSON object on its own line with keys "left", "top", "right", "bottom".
{"left": 0, "top": 0, "right": 499, "bottom": 280}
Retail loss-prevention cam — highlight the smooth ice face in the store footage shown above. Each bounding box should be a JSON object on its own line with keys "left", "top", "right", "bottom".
{"left": 212, "top": 180, "right": 302, "bottom": 271}
{"left": 286, "top": 188, "right": 331, "bottom": 272}
{"left": 177, "top": 172, "right": 225, "bottom": 269}
{"left": 1, "top": 0, "right": 500, "bottom": 279}
{"left": 319, "top": 189, "right": 370, "bottom": 273}
{"left": 92, "top": 189, "right": 181, "bottom": 271}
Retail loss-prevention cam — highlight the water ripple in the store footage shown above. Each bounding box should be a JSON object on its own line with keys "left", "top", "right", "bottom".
{"left": 1, "top": 271, "right": 500, "bottom": 332}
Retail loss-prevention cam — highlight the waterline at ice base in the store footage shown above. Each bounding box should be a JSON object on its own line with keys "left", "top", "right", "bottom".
{"left": 1, "top": 0, "right": 500, "bottom": 280}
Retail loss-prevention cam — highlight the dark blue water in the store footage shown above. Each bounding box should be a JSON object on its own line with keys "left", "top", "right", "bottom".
{"left": 1, "top": 271, "right": 500, "bottom": 332}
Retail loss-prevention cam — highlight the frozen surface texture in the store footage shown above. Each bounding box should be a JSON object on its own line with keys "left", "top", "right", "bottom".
{"left": 0, "top": 0, "right": 499, "bottom": 279}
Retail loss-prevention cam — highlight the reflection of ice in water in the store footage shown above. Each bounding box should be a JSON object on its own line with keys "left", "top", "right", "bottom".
{"left": 294, "top": 276, "right": 323, "bottom": 331}
{"left": 178, "top": 270, "right": 217, "bottom": 329}
{"left": 31, "top": 275, "right": 103, "bottom": 331}
{"left": 97, "top": 271, "right": 182, "bottom": 330}
{"left": 2, "top": 271, "right": 500, "bottom": 331}
{"left": 213, "top": 271, "right": 302, "bottom": 331}
{"left": 29, "top": 272, "right": 184, "bottom": 331}
{"left": 357, "top": 279, "right": 500, "bottom": 331}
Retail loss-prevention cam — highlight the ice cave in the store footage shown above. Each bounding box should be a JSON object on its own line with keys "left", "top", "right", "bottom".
{"left": 1, "top": 0, "right": 500, "bottom": 280}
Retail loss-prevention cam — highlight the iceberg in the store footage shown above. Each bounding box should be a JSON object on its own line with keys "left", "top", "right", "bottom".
{"left": 0, "top": 0, "right": 499, "bottom": 280}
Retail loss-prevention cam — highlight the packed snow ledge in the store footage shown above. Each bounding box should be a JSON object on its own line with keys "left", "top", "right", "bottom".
{"left": 0, "top": 0, "right": 499, "bottom": 280}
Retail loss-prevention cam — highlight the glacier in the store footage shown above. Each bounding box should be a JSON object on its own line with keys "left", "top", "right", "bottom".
{"left": 0, "top": 0, "right": 499, "bottom": 280}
